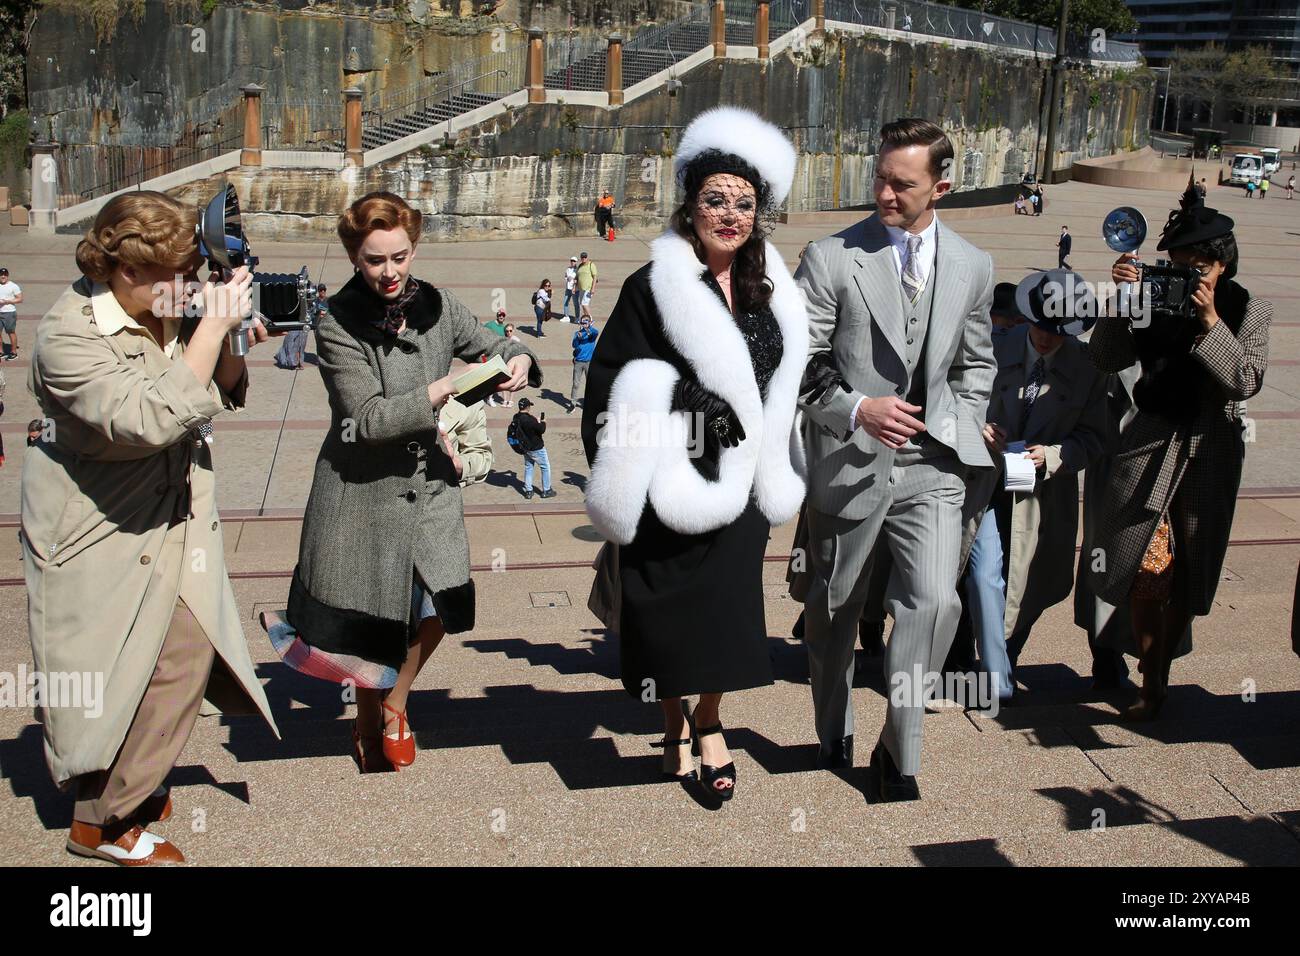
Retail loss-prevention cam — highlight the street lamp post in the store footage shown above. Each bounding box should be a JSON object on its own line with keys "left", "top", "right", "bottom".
{"left": 1040, "top": 0, "right": 1070, "bottom": 183}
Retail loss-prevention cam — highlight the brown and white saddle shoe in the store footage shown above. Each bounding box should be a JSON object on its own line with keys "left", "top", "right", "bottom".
{"left": 67, "top": 821, "right": 185, "bottom": 866}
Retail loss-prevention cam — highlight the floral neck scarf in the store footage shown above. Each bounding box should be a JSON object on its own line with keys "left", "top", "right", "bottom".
{"left": 369, "top": 278, "right": 421, "bottom": 336}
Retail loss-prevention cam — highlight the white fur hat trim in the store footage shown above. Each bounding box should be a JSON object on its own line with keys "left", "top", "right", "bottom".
{"left": 673, "top": 106, "right": 797, "bottom": 207}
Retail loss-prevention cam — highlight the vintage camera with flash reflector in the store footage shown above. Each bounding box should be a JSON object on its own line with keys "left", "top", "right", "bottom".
{"left": 196, "top": 184, "right": 322, "bottom": 356}
{"left": 1102, "top": 205, "right": 1201, "bottom": 329}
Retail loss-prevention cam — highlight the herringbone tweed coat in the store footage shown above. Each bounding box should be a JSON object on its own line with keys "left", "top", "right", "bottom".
{"left": 1087, "top": 281, "right": 1271, "bottom": 615}
{"left": 288, "top": 273, "right": 539, "bottom": 668}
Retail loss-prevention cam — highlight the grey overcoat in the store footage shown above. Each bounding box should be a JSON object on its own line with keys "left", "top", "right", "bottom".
{"left": 288, "top": 273, "right": 539, "bottom": 668}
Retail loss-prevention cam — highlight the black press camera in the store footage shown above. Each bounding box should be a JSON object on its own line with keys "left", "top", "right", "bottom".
{"left": 1102, "top": 206, "right": 1201, "bottom": 329}
{"left": 1139, "top": 259, "right": 1201, "bottom": 325}
{"left": 196, "top": 184, "right": 322, "bottom": 356}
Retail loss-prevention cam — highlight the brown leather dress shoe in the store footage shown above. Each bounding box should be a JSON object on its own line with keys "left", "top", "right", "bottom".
{"left": 67, "top": 821, "right": 185, "bottom": 866}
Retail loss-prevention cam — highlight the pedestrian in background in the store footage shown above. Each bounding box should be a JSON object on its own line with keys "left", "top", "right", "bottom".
{"left": 532, "top": 279, "right": 552, "bottom": 337}
{"left": 513, "top": 397, "right": 555, "bottom": 499}
{"left": 0, "top": 266, "right": 22, "bottom": 361}
{"left": 576, "top": 251, "right": 598, "bottom": 319}
{"left": 563, "top": 255, "right": 580, "bottom": 320}
{"left": 1057, "top": 226, "right": 1072, "bottom": 269}
{"left": 569, "top": 314, "right": 598, "bottom": 413}
{"left": 596, "top": 191, "right": 617, "bottom": 240}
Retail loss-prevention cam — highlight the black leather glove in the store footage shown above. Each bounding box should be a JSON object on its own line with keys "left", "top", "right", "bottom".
{"left": 671, "top": 377, "right": 745, "bottom": 482}
{"left": 799, "top": 352, "right": 851, "bottom": 407}
{"left": 672, "top": 377, "right": 746, "bottom": 448}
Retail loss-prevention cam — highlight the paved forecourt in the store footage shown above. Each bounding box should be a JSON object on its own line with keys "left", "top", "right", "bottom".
{"left": 0, "top": 179, "right": 1297, "bottom": 865}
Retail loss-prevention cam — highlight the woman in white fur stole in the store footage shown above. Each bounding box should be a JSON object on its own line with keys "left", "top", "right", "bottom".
{"left": 581, "top": 108, "right": 808, "bottom": 801}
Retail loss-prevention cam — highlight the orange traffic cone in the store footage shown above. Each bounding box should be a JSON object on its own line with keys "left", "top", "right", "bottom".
{"left": 607, "top": 227, "right": 616, "bottom": 242}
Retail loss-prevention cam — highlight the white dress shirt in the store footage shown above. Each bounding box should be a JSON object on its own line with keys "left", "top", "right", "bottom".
{"left": 850, "top": 215, "right": 939, "bottom": 432}
{"left": 884, "top": 216, "right": 938, "bottom": 288}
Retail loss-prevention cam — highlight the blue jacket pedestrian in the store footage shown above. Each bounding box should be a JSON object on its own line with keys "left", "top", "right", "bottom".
{"left": 572, "top": 323, "right": 599, "bottom": 362}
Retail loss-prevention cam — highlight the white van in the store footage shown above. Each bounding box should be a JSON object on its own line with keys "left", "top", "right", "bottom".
{"left": 1261, "top": 147, "right": 1281, "bottom": 176}
{"left": 1231, "top": 153, "right": 1263, "bottom": 185}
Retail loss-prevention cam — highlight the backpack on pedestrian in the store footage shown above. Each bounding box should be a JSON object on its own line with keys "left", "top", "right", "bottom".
{"left": 506, "top": 415, "right": 525, "bottom": 454}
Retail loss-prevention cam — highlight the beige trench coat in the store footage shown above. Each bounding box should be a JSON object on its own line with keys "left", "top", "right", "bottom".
{"left": 963, "top": 327, "right": 1107, "bottom": 638}
{"left": 438, "top": 396, "right": 493, "bottom": 487}
{"left": 21, "top": 278, "right": 278, "bottom": 786}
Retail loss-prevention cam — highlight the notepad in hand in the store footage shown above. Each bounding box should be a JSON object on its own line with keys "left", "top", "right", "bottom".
{"left": 453, "top": 354, "right": 511, "bottom": 407}
{"left": 1003, "top": 441, "right": 1036, "bottom": 493}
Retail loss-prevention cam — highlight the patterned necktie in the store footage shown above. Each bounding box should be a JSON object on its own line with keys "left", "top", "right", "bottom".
{"left": 1023, "top": 357, "right": 1045, "bottom": 418}
{"left": 901, "top": 233, "right": 925, "bottom": 303}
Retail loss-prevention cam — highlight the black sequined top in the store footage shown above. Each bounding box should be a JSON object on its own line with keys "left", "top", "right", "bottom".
{"left": 702, "top": 271, "right": 784, "bottom": 400}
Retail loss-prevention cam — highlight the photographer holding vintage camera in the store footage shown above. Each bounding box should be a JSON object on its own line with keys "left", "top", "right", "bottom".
{"left": 1089, "top": 181, "right": 1272, "bottom": 722}
{"left": 20, "top": 190, "right": 279, "bottom": 865}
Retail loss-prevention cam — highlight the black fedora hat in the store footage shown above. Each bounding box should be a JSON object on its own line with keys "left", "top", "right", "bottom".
{"left": 1014, "top": 269, "right": 1098, "bottom": 337}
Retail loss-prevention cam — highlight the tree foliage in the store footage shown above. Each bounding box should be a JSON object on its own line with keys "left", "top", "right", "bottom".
{"left": 938, "top": 1, "right": 1139, "bottom": 37}
{"left": 0, "top": 0, "right": 38, "bottom": 118}
{"left": 1168, "top": 42, "right": 1287, "bottom": 124}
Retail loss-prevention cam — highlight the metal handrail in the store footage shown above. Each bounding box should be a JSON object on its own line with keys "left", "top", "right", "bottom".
{"left": 364, "top": 68, "right": 512, "bottom": 139}
{"left": 72, "top": 127, "right": 263, "bottom": 204}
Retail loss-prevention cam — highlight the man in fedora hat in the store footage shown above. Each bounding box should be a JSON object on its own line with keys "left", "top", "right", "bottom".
{"left": 962, "top": 269, "right": 1108, "bottom": 703}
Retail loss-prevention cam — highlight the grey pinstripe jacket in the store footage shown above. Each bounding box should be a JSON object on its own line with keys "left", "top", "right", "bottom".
{"left": 794, "top": 214, "right": 996, "bottom": 519}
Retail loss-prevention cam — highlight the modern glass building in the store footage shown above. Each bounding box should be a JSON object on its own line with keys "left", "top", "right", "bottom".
{"left": 1122, "top": 1, "right": 1300, "bottom": 126}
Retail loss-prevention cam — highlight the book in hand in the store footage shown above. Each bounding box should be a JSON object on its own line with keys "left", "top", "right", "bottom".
{"left": 1002, "top": 440, "right": 1036, "bottom": 493}
{"left": 453, "top": 354, "right": 511, "bottom": 407}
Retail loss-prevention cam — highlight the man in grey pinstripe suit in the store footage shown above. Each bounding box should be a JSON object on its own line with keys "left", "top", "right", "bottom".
{"left": 794, "top": 119, "right": 996, "bottom": 800}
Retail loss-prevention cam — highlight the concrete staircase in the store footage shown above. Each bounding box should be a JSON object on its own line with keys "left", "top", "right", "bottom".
{"left": 354, "top": 12, "right": 763, "bottom": 151}
{"left": 361, "top": 91, "right": 503, "bottom": 151}
{"left": 542, "top": 20, "right": 759, "bottom": 94}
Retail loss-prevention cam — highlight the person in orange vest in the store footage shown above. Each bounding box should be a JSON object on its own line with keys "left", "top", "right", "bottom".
{"left": 596, "top": 191, "right": 616, "bottom": 240}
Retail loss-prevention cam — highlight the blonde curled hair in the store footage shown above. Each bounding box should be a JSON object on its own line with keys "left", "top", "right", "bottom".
{"left": 75, "top": 191, "right": 202, "bottom": 283}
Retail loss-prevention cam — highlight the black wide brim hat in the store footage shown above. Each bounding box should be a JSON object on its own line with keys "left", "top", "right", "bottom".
{"left": 1014, "top": 269, "right": 1098, "bottom": 337}
{"left": 991, "top": 281, "right": 1018, "bottom": 317}
{"left": 1157, "top": 176, "right": 1234, "bottom": 251}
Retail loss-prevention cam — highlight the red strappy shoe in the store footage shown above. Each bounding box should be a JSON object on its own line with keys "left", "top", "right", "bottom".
{"left": 381, "top": 700, "right": 416, "bottom": 767}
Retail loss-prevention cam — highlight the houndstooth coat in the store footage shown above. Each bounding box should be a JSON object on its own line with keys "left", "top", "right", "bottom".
{"left": 1086, "top": 281, "right": 1271, "bottom": 615}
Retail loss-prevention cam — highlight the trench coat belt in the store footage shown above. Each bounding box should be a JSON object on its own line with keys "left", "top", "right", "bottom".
{"left": 1144, "top": 431, "right": 1189, "bottom": 513}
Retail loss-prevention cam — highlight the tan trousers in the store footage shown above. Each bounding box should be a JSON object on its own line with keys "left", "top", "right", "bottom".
{"left": 73, "top": 599, "right": 215, "bottom": 827}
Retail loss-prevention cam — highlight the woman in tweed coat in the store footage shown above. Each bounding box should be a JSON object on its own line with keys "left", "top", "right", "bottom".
{"left": 1089, "top": 185, "right": 1270, "bottom": 720}
{"left": 286, "top": 193, "right": 539, "bottom": 771}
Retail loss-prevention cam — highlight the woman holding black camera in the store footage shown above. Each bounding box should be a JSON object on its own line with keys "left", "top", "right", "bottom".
{"left": 23, "top": 191, "right": 279, "bottom": 864}
{"left": 1090, "top": 183, "right": 1272, "bottom": 720}
{"left": 581, "top": 108, "right": 807, "bottom": 801}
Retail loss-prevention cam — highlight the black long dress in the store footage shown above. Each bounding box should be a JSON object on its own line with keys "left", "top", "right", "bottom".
{"left": 583, "top": 266, "right": 783, "bottom": 700}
